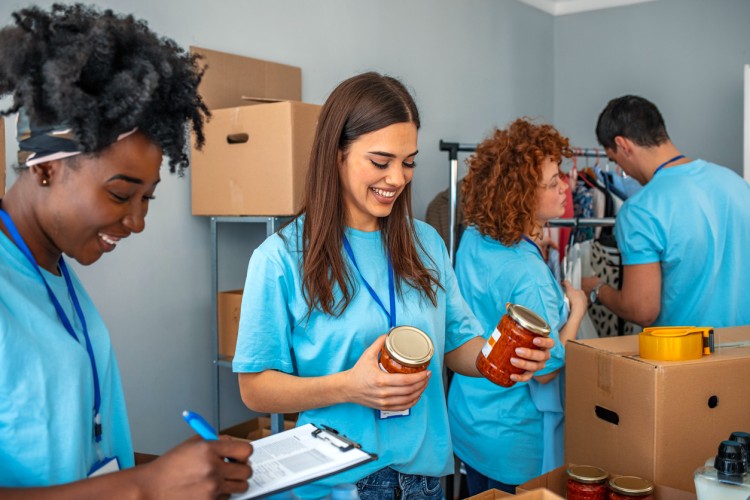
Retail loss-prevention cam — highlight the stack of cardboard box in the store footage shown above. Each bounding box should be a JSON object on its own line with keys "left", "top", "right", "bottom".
{"left": 189, "top": 46, "right": 321, "bottom": 216}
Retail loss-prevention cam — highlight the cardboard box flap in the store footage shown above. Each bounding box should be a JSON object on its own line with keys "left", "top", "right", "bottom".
{"left": 241, "top": 96, "right": 299, "bottom": 105}
{"left": 190, "top": 46, "right": 301, "bottom": 110}
{"left": 571, "top": 329, "right": 750, "bottom": 367}
{"left": 466, "top": 488, "right": 562, "bottom": 500}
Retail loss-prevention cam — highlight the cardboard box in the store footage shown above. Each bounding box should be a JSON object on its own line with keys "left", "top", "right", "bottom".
{"left": 517, "top": 465, "right": 696, "bottom": 500}
{"left": 191, "top": 99, "right": 320, "bottom": 215}
{"left": 190, "top": 46, "right": 301, "bottom": 109}
{"left": 221, "top": 415, "right": 298, "bottom": 441}
{"left": 466, "top": 487, "right": 561, "bottom": 500}
{"left": 217, "top": 289, "right": 243, "bottom": 358}
{"left": 565, "top": 326, "right": 750, "bottom": 492}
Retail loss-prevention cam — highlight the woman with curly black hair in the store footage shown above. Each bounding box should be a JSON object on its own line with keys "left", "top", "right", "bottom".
{"left": 0, "top": 4, "right": 252, "bottom": 497}
{"left": 447, "top": 118, "right": 587, "bottom": 495}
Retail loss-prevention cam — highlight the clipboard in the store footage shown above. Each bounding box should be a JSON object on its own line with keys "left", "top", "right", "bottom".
{"left": 231, "top": 423, "right": 377, "bottom": 500}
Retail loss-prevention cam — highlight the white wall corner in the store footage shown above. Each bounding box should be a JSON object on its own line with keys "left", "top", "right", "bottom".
{"left": 518, "top": 0, "right": 657, "bottom": 16}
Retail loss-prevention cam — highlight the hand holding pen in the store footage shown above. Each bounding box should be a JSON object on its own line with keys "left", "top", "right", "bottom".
{"left": 130, "top": 411, "right": 253, "bottom": 499}
{"left": 182, "top": 410, "right": 253, "bottom": 464}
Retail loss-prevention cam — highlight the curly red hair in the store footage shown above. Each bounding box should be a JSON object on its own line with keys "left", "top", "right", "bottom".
{"left": 462, "top": 118, "right": 572, "bottom": 246}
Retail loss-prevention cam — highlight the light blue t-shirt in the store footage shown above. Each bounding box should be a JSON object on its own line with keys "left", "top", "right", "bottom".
{"left": 0, "top": 229, "right": 134, "bottom": 486}
{"left": 447, "top": 226, "right": 567, "bottom": 485}
{"left": 615, "top": 159, "right": 750, "bottom": 327}
{"left": 233, "top": 217, "right": 480, "bottom": 495}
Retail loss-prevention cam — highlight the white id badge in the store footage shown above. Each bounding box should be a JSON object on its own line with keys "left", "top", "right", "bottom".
{"left": 88, "top": 456, "right": 121, "bottom": 478}
{"left": 378, "top": 409, "right": 410, "bottom": 419}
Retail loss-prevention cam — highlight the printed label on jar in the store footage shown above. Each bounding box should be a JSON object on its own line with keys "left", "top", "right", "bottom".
{"left": 481, "top": 327, "right": 502, "bottom": 358}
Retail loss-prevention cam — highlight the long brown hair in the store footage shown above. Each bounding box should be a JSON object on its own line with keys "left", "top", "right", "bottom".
{"left": 298, "top": 72, "right": 440, "bottom": 317}
{"left": 462, "top": 118, "right": 572, "bottom": 246}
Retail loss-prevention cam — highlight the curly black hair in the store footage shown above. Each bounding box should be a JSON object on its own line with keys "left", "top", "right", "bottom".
{"left": 0, "top": 3, "right": 209, "bottom": 174}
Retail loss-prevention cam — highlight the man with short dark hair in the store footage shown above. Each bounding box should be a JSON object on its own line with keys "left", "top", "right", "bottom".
{"left": 582, "top": 95, "right": 750, "bottom": 327}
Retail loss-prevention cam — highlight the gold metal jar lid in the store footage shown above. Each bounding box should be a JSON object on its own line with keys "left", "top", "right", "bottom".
{"left": 385, "top": 326, "right": 434, "bottom": 367}
{"left": 608, "top": 476, "right": 654, "bottom": 495}
{"left": 566, "top": 465, "right": 608, "bottom": 484}
{"left": 506, "top": 303, "right": 551, "bottom": 336}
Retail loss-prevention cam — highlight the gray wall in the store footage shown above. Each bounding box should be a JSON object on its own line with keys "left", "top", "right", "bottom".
{"left": 554, "top": 0, "right": 750, "bottom": 173}
{"left": 1, "top": 0, "right": 554, "bottom": 454}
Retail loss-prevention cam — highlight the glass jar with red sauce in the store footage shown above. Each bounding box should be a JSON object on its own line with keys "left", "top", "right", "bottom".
{"left": 476, "top": 303, "right": 551, "bottom": 387}
{"left": 379, "top": 326, "right": 434, "bottom": 374}
{"left": 608, "top": 476, "right": 654, "bottom": 500}
{"left": 566, "top": 465, "right": 609, "bottom": 500}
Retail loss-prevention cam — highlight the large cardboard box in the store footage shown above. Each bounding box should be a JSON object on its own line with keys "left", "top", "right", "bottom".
{"left": 565, "top": 326, "right": 750, "bottom": 493}
{"left": 217, "top": 289, "right": 243, "bottom": 358}
{"left": 517, "top": 465, "right": 696, "bottom": 500}
{"left": 466, "top": 488, "right": 562, "bottom": 500}
{"left": 191, "top": 100, "right": 320, "bottom": 215}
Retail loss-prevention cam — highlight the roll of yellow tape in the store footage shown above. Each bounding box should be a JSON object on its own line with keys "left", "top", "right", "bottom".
{"left": 638, "top": 326, "right": 714, "bottom": 361}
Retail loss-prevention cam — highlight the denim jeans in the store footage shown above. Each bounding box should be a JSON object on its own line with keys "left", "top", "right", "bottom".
{"left": 356, "top": 466, "right": 444, "bottom": 499}
{"left": 462, "top": 462, "right": 517, "bottom": 496}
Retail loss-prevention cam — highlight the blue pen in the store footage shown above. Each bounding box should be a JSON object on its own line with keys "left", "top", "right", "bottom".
{"left": 182, "top": 410, "right": 219, "bottom": 440}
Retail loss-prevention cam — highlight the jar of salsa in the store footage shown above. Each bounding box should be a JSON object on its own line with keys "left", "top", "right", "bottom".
{"left": 566, "top": 465, "right": 609, "bottom": 500}
{"left": 608, "top": 476, "right": 654, "bottom": 500}
{"left": 476, "top": 303, "right": 551, "bottom": 387}
{"left": 379, "top": 326, "right": 434, "bottom": 374}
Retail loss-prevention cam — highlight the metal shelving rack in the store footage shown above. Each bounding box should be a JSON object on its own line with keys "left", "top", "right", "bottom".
{"left": 210, "top": 216, "right": 288, "bottom": 434}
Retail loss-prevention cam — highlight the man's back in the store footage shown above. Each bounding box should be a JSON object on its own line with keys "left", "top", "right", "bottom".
{"left": 615, "top": 159, "right": 750, "bottom": 327}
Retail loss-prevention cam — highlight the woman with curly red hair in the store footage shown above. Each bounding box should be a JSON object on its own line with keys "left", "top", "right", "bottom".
{"left": 447, "top": 118, "right": 588, "bottom": 494}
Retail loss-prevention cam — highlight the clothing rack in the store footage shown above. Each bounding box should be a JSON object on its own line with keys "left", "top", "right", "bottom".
{"left": 438, "top": 140, "right": 614, "bottom": 263}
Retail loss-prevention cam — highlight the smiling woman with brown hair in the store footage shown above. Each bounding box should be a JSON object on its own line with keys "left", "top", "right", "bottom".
{"left": 233, "top": 75, "right": 556, "bottom": 499}
{"left": 0, "top": 4, "right": 252, "bottom": 498}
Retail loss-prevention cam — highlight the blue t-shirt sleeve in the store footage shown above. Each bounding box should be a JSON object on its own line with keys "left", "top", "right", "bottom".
{"left": 444, "top": 263, "right": 483, "bottom": 352}
{"left": 615, "top": 202, "right": 663, "bottom": 266}
{"left": 433, "top": 229, "right": 481, "bottom": 352}
{"left": 232, "top": 243, "right": 295, "bottom": 374}
{"left": 505, "top": 280, "right": 565, "bottom": 376}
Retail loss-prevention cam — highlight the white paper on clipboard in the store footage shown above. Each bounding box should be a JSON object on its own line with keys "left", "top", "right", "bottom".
{"left": 231, "top": 423, "right": 376, "bottom": 499}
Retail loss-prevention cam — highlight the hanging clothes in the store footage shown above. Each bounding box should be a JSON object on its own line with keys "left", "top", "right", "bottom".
{"left": 587, "top": 234, "right": 640, "bottom": 337}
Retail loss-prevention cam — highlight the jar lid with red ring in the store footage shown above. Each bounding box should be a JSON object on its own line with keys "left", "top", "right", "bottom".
{"left": 608, "top": 476, "right": 654, "bottom": 496}
{"left": 506, "top": 303, "right": 551, "bottom": 336}
{"left": 385, "top": 326, "right": 434, "bottom": 367}
{"left": 566, "top": 465, "right": 609, "bottom": 484}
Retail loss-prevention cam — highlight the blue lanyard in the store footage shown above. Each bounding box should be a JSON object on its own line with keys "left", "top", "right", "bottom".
{"left": 0, "top": 208, "right": 103, "bottom": 444}
{"left": 653, "top": 154, "right": 685, "bottom": 177}
{"left": 521, "top": 235, "right": 544, "bottom": 260}
{"left": 342, "top": 235, "right": 396, "bottom": 328}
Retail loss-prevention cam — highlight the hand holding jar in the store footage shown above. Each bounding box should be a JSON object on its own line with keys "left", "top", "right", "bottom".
{"left": 476, "top": 303, "right": 554, "bottom": 387}
{"left": 344, "top": 334, "right": 432, "bottom": 412}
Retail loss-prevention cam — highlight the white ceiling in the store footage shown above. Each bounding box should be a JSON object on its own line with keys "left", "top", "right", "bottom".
{"left": 518, "top": 0, "right": 657, "bottom": 16}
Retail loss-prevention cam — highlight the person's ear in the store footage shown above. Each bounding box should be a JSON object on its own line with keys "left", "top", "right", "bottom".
{"left": 613, "top": 136, "right": 633, "bottom": 157}
{"left": 29, "top": 162, "right": 55, "bottom": 187}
